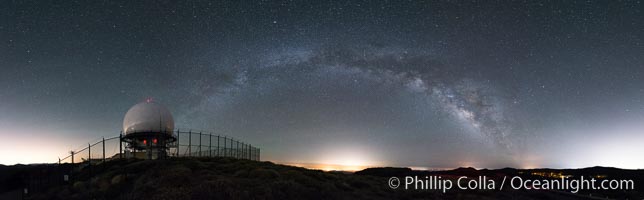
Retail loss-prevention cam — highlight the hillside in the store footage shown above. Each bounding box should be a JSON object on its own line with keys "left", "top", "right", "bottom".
{"left": 15, "top": 158, "right": 397, "bottom": 200}
{"left": 2, "top": 158, "right": 642, "bottom": 199}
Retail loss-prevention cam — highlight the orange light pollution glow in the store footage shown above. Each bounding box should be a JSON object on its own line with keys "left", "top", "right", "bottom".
{"left": 287, "top": 163, "right": 372, "bottom": 172}
{"left": 278, "top": 145, "right": 384, "bottom": 171}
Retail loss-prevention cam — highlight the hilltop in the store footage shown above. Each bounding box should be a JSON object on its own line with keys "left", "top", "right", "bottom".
{"left": 2, "top": 158, "right": 643, "bottom": 199}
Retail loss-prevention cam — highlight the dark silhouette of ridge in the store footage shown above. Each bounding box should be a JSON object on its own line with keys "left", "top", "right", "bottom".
{"left": 1, "top": 160, "right": 643, "bottom": 200}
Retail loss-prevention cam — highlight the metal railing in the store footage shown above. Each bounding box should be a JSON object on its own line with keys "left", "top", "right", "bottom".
{"left": 57, "top": 129, "right": 260, "bottom": 164}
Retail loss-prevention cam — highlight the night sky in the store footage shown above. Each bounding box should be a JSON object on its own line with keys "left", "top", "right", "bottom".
{"left": 1, "top": 1, "right": 643, "bottom": 169}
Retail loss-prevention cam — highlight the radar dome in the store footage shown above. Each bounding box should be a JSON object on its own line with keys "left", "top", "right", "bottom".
{"left": 123, "top": 101, "right": 174, "bottom": 135}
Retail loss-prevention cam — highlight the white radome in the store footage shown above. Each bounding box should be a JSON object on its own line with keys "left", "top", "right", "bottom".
{"left": 123, "top": 101, "right": 174, "bottom": 135}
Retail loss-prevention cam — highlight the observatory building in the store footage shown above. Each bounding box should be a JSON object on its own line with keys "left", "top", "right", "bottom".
{"left": 121, "top": 100, "right": 176, "bottom": 159}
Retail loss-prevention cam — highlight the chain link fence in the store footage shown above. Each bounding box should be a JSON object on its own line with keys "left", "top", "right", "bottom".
{"left": 57, "top": 129, "right": 260, "bottom": 164}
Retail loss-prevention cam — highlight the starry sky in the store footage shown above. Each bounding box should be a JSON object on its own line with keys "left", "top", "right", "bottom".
{"left": 1, "top": 0, "right": 643, "bottom": 169}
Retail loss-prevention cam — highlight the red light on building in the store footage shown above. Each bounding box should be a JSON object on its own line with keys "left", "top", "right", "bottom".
{"left": 153, "top": 138, "right": 158, "bottom": 144}
{"left": 142, "top": 139, "right": 147, "bottom": 145}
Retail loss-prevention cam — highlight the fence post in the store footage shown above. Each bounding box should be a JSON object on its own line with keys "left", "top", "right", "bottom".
{"left": 230, "top": 137, "right": 234, "bottom": 158}
{"left": 217, "top": 135, "right": 220, "bottom": 157}
{"left": 176, "top": 129, "right": 180, "bottom": 157}
{"left": 119, "top": 133, "right": 123, "bottom": 159}
{"left": 223, "top": 136, "right": 227, "bottom": 157}
{"left": 102, "top": 137, "right": 106, "bottom": 163}
{"left": 188, "top": 130, "right": 192, "bottom": 157}
{"left": 71, "top": 151, "right": 74, "bottom": 164}
{"left": 88, "top": 143, "right": 92, "bottom": 179}
{"left": 209, "top": 134, "right": 212, "bottom": 157}
{"left": 198, "top": 132, "right": 202, "bottom": 157}
{"left": 58, "top": 157, "right": 61, "bottom": 165}
{"left": 236, "top": 140, "right": 239, "bottom": 158}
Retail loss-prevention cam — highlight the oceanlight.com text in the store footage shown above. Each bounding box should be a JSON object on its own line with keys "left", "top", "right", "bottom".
{"left": 388, "top": 176, "right": 634, "bottom": 193}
